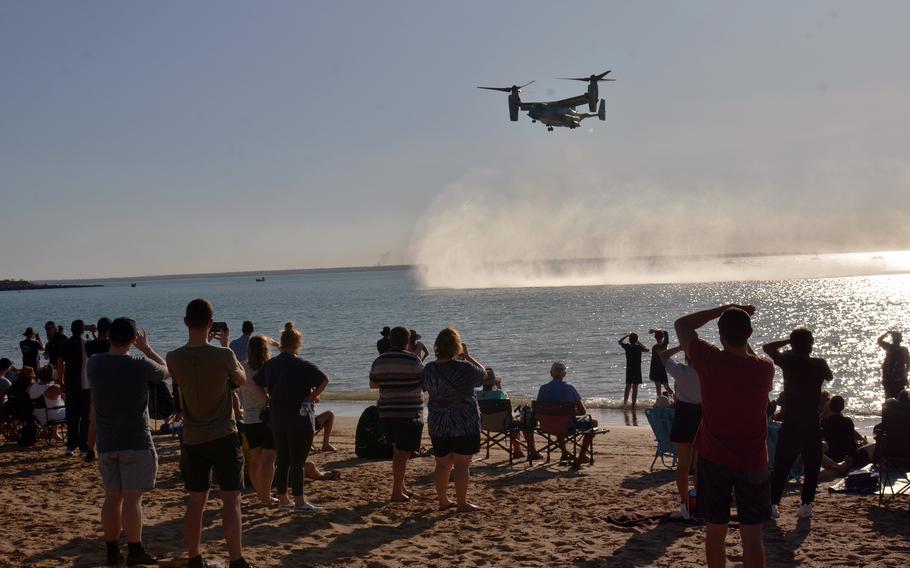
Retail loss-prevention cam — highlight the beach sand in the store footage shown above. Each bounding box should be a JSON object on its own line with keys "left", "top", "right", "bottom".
{"left": 1, "top": 419, "right": 908, "bottom": 567}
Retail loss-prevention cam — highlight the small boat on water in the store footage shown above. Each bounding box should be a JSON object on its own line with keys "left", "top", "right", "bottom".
{"left": 255, "top": 277, "right": 266, "bottom": 282}
{"left": 130, "top": 282, "right": 137, "bottom": 288}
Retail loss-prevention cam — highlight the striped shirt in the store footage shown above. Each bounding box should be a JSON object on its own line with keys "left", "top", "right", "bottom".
{"left": 370, "top": 349, "right": 424, "bottom": 419}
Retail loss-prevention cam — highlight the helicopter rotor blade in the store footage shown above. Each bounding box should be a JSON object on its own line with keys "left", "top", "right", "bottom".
{"left": 518, "top": 80, "right": 535, "bottom": 90}
{"left": 477, "top": 86, "right": 514, "bottom": 92}
{"left": 558, "top": 77, "right": 590, "bottom": 81}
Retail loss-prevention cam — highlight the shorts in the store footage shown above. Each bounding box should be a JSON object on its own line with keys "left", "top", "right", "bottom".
{"left": 381, "top": 417, "right": 424, "bottom": 453}
{"left": 697, "top": 456, "right": 770, "bottom": 525}
{"left": 99, "top": 448, "right": 158, "bottom": 491}
{"left": 625, "top": 373, "right": 642, "bottom": 385}
{"left": 431, "top": 433, "right": 481, "bottom": 457}
{"left": 244, "top": 422, "right": 275, "bottom": 450}
{"left": 670, "top": 401, "right": 702, "bottom": 444}
{"left": 181, "top": 433, "right": 244, "bottom": 492}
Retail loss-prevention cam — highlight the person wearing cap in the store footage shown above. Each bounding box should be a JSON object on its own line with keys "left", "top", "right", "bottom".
{"left": 20, "top": 327, "right": 44, "bottom": 369}
{"left": 536, "top": 362, "right": 598, "bottom": 464}
{"left": 376, "top": 327, "right": 392, "bottom": 355}
{"left": 476, "top": 368, "right": 506, "bottom": 401}
{"left": 477, "top": 368, "right": 540, "bottom": 459}
{"left": 675, "top": 304, "right": 773, "bottom": 568}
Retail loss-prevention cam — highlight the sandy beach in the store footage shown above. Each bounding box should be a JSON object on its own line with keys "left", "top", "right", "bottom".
{"left": 1, "top": 418, "right": 908, "bottom": 568}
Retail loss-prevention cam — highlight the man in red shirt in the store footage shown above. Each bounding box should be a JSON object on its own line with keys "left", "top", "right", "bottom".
{"left": 675, "top": 304, "right": 774, "bottom": 568}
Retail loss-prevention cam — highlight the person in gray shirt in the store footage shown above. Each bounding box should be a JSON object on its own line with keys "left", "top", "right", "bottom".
{"left": 88, "top": 318, "right": 168, "bottom": 567}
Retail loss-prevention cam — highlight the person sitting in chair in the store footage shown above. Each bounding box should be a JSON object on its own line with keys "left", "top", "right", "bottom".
{"left": 477, "top": 368, "right": 540, "bottom": 459}
{"left": 28, "top": 365, "right": 65, "bottom": 437}
{"left": 536, "top": 362, "right": 598, "bottom": 464}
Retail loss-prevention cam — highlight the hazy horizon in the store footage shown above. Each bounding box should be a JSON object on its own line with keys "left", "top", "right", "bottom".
{"left": 3, "top": 1, "right": 908, "bottom": 281}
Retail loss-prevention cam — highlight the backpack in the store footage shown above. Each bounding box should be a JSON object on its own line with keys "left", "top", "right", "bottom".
{"left": 148, "top": 382, "right": 175, "bottom": 420}
{"left": 354, "top": 405, "right": 393, "bottom": 459}
{"left": 17, "top": 421, "right": 37, "bottom": 447}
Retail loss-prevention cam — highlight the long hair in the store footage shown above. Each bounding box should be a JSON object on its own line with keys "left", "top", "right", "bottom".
{"left": 247, "top": 336, "right": 272, "bottom": 371}
{"left": 433, "top": 327, "right": 463, "bottom": 360}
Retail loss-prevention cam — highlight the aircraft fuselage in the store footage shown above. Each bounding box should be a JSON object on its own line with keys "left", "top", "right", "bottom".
{"left": 526, "top": 104, "right": 584, "bottom": 128}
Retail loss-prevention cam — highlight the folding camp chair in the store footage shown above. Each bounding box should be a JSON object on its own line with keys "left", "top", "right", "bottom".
{"left": 31, "top": 396, "right": 67, "bottom": 445}
{"left": 644, "top": 407, "right": 676, "bottom": 471}
{"left": 874, "top": 402, "right": 910, "bottom": 507}
{"left": 532, "top": 401, "right": 606, "bottom": 469}
{"left": 479, "top": 398, "right": 525, "bottom": 465}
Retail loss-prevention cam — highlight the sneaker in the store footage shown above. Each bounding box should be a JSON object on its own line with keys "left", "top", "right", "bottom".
{"left": 228, "top": 559, "right": 253, "bottom": 568}
{"left": 65, "top": 449, "right": 76, "bottom": 457}
{"left": 770, "top": 504, "right": 780, "bottom": 519}
{"left": 84, "top": 450, "right": 97, "bottom": 463}
{"left": 294, "top": 501, "right": 322, "bottom": 513}
{"left": 798, "top": 503, "right": 813, "bottom": 518}
{"left": 669, "top": 504, "right": 691, "bottom": 520}
{"left": 125, "top": 550, "right": 157, "bottom": 566}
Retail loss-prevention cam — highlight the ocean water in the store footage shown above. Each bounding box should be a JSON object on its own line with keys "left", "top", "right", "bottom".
{"left": 2, "top": 264, "right": 909, "bottom": 423}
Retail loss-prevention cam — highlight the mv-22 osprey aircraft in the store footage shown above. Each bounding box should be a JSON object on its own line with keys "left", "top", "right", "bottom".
{"left": 478, "top": 70, "right": 614, "bottom": 131}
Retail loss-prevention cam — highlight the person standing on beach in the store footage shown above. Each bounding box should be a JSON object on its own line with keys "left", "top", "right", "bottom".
{"left": 59, "top": 320, "right": 91, "bottom": 457}
{"left": 648, "top": 329, "right": 673, "bottom": 398}
{"left": 43, "top": 320, "right": 66, "bottom": 366}
{"left": 407, "top": 330, "right": 429, "bottom": 361}
{"left": 370, "top": 326, "right": 425, "bottom": 502}
{"left": 377, "top": 327, "right": 392, "bottom": 355}
{"left": 89, "top": 318, "right": 168, "bottom": 567}
{"left": 675, "top": 304, "right": 773, "bottom": 568}
{"left": 230, "top": 321, "right": 254, "bottom": 363}
{"left": 877, "top": 330, "right": 910, "bottom": 399}
{"left": 239, "top": 335, "right": 277, "bottom": 505}
{"left": 166, "top": 299, "right": 251, "bottom": 568}
{"left": 422, "top": 327, "right": 486, "bottom": 513}
{"left": 658, "top": 345, "right": 701, "bottom": 520}
{"left": 256, "top": 322, "right": 329, "bottom": 512}
{"left": 19, "top": 327, "right": 43, "bottom": 370}
{"left": 619, "top": 333, "right": 648, "bottom": 408}
{"left": 763, "top": 328, "right": 832, "bottom": 520}
{"left": 84, "top": 317, "right": 112, "bottom": 462}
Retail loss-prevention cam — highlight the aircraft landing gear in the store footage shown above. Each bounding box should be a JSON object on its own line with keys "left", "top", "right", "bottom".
{"left": 547, "top": 126, "right": 554, "bottom": 132}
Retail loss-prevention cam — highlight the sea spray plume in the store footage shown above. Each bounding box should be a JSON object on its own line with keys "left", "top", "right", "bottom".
{"left": 409, "top": 165, "right": 910, "bottom": 289}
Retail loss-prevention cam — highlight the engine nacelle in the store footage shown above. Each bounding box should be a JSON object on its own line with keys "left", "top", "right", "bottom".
{"left": 598, "top": 98, "right": 606, "bottom": 121}
{"left": 587, "top": 81, "right": 599, "bottom": 112}
{"left": 508, "top": 92, "right": 520, "bottom": 121}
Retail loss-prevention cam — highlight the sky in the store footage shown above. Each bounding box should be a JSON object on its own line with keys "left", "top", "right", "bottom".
{"left": 1, "top": 1, "right": 909, "bottom": 280}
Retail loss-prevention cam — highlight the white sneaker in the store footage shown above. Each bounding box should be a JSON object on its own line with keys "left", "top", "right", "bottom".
{"left": 670, "top": 503, "right": 690, "bottom": 519}
{"left": 798, "top": 503, "right": 813, "bottom": 518}
{"left": 64, "top": 449, "right": 75, "bottom": 457}
{"left": 770, "top": 504, "right": 780, "bottom": 519}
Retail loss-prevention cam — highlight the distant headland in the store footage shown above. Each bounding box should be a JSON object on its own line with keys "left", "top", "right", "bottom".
{"left": 0, "top": 279, "right": 103, "bottom": 292}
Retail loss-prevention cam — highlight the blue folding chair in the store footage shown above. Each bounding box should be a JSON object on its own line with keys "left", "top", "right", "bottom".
{"left": 645, "top": 407, "right": 677, "bottom": 471}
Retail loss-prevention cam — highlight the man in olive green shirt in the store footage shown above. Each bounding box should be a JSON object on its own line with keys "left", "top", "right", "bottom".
{"left": 166, "top": 299, "right": 250, "bottom": 568}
